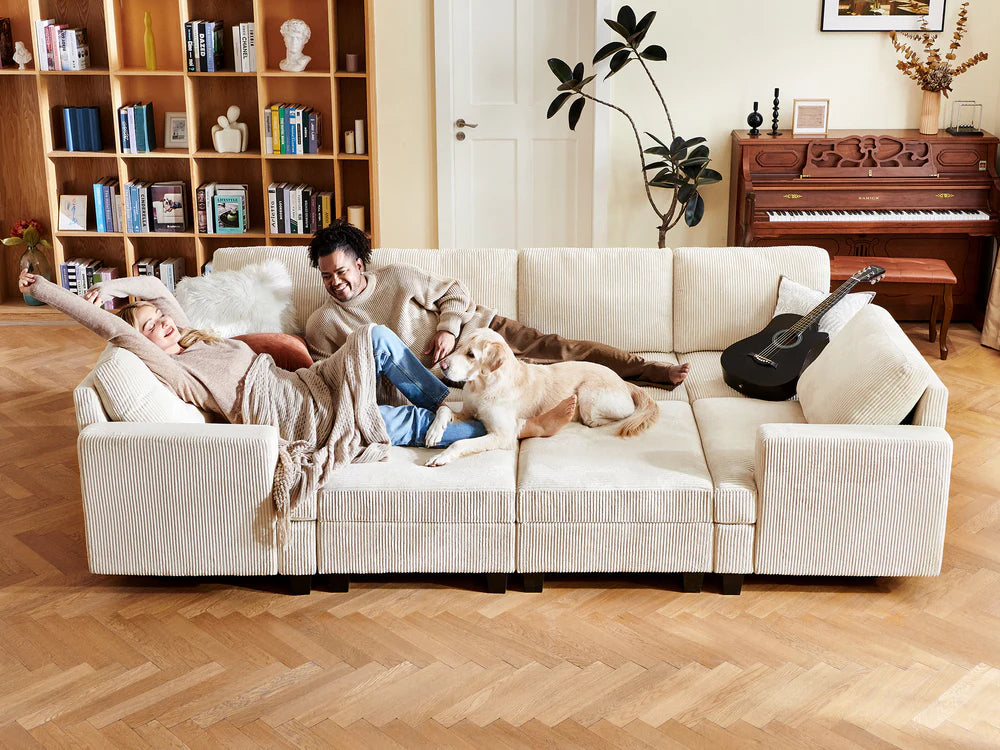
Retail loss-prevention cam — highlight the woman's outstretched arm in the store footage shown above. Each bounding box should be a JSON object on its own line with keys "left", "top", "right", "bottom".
{"left": 87, "top": 274, "right": 190, "bottom": 328}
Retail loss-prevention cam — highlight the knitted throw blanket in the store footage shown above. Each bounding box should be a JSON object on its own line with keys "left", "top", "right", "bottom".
{"left": 239, "top": 324, "right": 390, "bottom": 542}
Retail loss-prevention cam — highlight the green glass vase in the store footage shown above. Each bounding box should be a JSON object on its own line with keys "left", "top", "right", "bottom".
{"left": 18, "top": 245, "right": 53, "bottom": 306}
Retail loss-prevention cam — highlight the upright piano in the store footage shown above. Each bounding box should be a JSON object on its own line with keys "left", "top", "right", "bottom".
{"left": 728, "top": 129, "right": 1000, "bottom": 321}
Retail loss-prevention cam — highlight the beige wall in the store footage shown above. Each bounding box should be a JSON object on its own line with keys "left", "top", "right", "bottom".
{"left": 374, "top": 0, "right": 999, "bottom": 249}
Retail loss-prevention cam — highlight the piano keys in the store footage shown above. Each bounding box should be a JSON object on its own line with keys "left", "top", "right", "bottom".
{"left": 728, "top": 130, "right": 1000, "bottom": 322}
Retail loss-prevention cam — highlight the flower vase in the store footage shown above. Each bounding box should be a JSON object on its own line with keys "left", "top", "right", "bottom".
{"left": 919, "top": 90, "right": 941, "bottom": 135}
{"left": 18, "top": 245, "right": 52, "bottom": 305}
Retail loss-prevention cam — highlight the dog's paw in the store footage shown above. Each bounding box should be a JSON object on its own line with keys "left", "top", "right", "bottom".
{"left": 424, "top": 405, "right": 453, "bottom": 447}
{"left": 425, "top": 450, "right": 454, "bottom": 467}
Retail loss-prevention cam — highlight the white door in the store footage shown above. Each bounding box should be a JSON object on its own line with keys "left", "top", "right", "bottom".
{"left": 435, "top": 0, "right": 595, "bottom": 248}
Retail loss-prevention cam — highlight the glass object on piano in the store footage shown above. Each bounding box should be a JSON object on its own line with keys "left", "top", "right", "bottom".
{"left": 947, "top": 100, "right": 983, "bottom": 136}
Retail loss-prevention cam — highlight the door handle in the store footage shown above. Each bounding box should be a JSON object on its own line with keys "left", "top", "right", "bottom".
{"left": 456, "top": 118, "right": 478, "bottom": 128}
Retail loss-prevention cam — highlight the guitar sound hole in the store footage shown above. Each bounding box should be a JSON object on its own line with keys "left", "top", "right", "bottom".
{"left": 771, "top": 329, "right": 802, "bottom": 350}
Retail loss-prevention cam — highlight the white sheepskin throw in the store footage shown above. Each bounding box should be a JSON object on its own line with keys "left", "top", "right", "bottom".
{"left": 174, "top": 259, "right": 295, "bottom": 337}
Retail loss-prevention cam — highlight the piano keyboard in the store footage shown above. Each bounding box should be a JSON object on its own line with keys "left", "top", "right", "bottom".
{"left": 767, "top": 209, "right": 991, "bottom": 223}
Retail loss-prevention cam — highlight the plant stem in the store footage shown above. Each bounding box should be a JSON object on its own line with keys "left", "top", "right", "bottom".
{"left": 577, "top": 90, "right": 666, "bottom": 222}
{"left": 632, "top": 50, "right": 675, "bottom": 142}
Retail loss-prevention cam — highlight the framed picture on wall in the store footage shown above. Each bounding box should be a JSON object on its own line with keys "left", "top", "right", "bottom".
{"left": 792, "top": 99, "right": 831, "bottom": 135}
{"left": 821, "top": 0, "right": 947, "bottom": 32}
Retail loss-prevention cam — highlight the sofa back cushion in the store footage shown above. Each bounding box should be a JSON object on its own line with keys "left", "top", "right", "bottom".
{"left": 90, "top": 345, "right": 210, "bottom": 424}
{"left": 672, "top": 245, "right": 830, "bottom": 353}
{"left": 518, "top": 247, "right": 673, "bottom": 353}
{"left": 797, "top": 304, "right": 932, "bottom": 424}
{"left": 212, "top": 246, "right": 518, "bottom": 333}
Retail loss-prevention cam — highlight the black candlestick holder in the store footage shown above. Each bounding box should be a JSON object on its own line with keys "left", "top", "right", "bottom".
{"left": 747, "top": 101, "right": 763, "bottom": 136}
{"left": 769, "top": 88, "right": 781, "bottom": 136}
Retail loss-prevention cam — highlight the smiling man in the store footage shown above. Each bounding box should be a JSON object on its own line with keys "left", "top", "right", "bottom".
{"left": 303, "top": 218, "right": 688, "bottom": 389}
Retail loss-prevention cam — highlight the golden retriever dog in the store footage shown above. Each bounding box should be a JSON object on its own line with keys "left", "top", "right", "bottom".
{"left": 424, "top": 327, "right": 659, "bottom": 467}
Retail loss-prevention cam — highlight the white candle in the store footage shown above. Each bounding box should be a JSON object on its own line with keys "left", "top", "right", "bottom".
{"left": 347, "top": 204, "right": 365, "bottom": 231}
{"left": 354, "top": 119, "right": 365, "bottom": 155}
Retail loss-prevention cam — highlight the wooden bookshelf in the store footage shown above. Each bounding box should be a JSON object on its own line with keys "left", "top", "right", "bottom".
{"left": 0, "top": 0, "right": 378, "bottom": 308}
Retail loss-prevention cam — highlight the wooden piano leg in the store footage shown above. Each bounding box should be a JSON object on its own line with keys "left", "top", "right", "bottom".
{"left": 929, "top": 293, "right": 940, "bottom": 343}
{"left": 940, "top": 284, "right": 953, "bottom": 360}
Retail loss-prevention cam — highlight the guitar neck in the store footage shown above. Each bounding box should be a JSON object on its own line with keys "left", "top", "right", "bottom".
{"left": 799, "top": 277, "right": 862, "bottom": 328}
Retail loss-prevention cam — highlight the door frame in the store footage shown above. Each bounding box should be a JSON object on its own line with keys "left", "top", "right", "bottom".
{"left": 433, "top": 0, "right": 610, "bottom": 248}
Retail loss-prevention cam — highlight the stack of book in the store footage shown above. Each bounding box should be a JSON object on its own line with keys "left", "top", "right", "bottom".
{"left": 184, "top": 20, "right": 225, "bottom": 72}
{"left": 134, "top": 257, "right": 186, "bottom": 293}
{"left": 232, "top": 22, "right": 256, "bottom": 72}
{"left": 92, "top": 177, "right": 123, "bottom": 232}
{"left": 34, "top": 19, "right": 90, "bottom": 71}
{"left": 118, "top": 102, "right": 156, "bottom": 153}
{"left": 267, "top": 182, "right": 334, "bottom": 235}
{"left": 196, "top": 183, "right": 249, "bottom": 234}
{"left": 264, "top": 104, "right": 323, "bottom": 154}
{"left": 125, "top": 180, "right": 188, "bottom": 233}
{"left": 59, "top": 259, "right": 118, "bottom": 308}
{"left": 63, "top": 106, "right": 103, "bottom": 151}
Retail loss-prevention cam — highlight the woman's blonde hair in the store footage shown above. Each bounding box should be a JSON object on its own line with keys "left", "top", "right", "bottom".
{"left": 117, "top": 300, "right": 222, "bottom": 348}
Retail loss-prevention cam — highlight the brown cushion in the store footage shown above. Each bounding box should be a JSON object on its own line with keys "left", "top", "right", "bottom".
{"left": 233, "top": 333, "right": 313, "bottom": 371}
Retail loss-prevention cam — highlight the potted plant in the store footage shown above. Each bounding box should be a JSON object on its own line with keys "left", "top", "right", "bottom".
{"left": 888, "top": 1, "right": 987, "bottom": 135}
{"left": 546, "top": 4, "right": 721, "bottom": 248}
{"left": 4, "top": 219, "right": 53, "bottom": 305}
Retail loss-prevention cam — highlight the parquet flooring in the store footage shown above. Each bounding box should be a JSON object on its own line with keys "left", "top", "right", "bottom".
{"left": 1, "top": 321, "right": 999, "bottom": 748}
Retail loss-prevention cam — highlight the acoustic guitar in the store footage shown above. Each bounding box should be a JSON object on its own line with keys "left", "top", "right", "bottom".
{"left": 720, "top": 265, "right": 885, "bottom": 401}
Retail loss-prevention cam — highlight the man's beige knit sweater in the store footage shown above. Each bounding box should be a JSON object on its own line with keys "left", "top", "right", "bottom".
{"left": 304, "top": 263, "right": 495, "bottom": 364}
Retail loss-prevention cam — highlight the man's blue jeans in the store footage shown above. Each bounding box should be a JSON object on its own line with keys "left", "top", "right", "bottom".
{"left": 370, "top": 325, "right": 486, "bottom": 447}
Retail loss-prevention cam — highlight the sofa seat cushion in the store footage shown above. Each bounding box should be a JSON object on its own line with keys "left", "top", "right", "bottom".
{"left": 517, "top": 402, "right": 713, "bottom": 523}
{"left": 518, "top": 247, "right": 674, "bottom": 353}
{"left": 634, "top": 352, "right": 689, "bottom": 402}
{"left": 693, "top": 398, "right": 806, "bottom": 523}
{"left": 797, "top": 304, "right": 932, "bottom": 424}
{"left": 678, "top": 351, "right": 744, "bottom": 401}
{"left": 319, "top": 444, "right": 516, "bottom": 523}
{"left": 92, "top": 345, "right": 211, "bottom": 424}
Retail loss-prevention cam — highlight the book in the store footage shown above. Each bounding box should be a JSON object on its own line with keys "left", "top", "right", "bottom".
{"left": 93, "top": 178, "right": 106, "bottom": 232}
{"left": 34, "top": 20, "right": 53, "bottom": 71}
{"left": 158, "top": 257, "right": 185, "bottom": 292}
{"left": 204, "top": 20, "right": 216, "bottom": 72}
{"left": 213, "top": 193, "right": 245, "bottom": 233}
{"left": 232, "top": 24, "right": 242, "bottom": 72}
{"left": 0, "top": 17, "right": 14, "bottom": 68}
{"left": 184, "top": 22, "right": 196, "bottom": 71}
{"left": 197, "top": 21, "right": 207, "bottom": 71}
{"left": 59, "top": 194, "right": 87, "bottom": 231}
{"left": 246, "top": 22, "right": 256, "bottom": 71}
{"left": 150, "top": 182, "right": 187, "bottom": 232}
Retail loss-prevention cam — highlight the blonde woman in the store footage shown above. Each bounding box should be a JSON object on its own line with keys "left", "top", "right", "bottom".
{"left": 18, "top": 271, "right": 573, "bottom": 522}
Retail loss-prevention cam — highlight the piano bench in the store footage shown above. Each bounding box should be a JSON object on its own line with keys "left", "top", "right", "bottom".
{"left": 830, "top": 256, "right": 957, "bottom": 360}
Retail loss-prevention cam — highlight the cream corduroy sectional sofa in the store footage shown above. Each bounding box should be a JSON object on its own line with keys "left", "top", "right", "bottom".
{"left": 72, "top": 245, "right": 952, "bottom": 595}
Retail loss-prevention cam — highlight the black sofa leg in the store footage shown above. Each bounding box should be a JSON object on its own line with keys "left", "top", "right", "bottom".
{"left": 287, "top": 575, "right": 312, "bottom": 595}
{"left": 321, "top": 574, "right": 350, "bottom": 592}
{"left": 485, "top": 573, "right": 508, "bottom": 594}
{"left": 523, "top": 573, "right": 544, "bottom": 593}
{"left": 721, "top": 574, "right": 744, "bottom": 595}
{"left": 682, "top": 572, "right": 705, "bottom": 593}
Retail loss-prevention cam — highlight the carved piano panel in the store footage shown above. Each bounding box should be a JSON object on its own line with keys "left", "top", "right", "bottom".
{"left": 728, "top": 129, "right": 1000, "bottom": 323}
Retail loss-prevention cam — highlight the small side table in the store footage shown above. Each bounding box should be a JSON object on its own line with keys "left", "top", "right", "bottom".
{"left": 830, "top": 256, "right": 958, "bottom": 360}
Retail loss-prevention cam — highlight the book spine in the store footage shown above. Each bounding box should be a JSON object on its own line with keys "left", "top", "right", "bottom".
{"left": 197, "top": 22, "right": 207, "bottom": 71}
{"left": 204, "top": 21, "right": 215, "bottom": 72}
{"left": 213, "top": 21, "right": 223, "bottom": 71}
{"left": 93, "top": 180, "right": 105, "bottom": 232}
{"left": 270, "top": 105, "right": 280, "bottom": 154}
{"left": 247, "top": 22, "right": 256, "bottom": 72}
{"left": 275, "top": 183, "right": 286, "bottom": 234}
{"left": 118, "top": 107, "right": 128, "bottom": 153}
{"left": 63, "top": 107, "right": 75, "bottom": 151}
{"left": 267, "top": 183, "right": 277, "bottom": 234}
{"left": 133, "top": 105, "right": 147, "bottom": 152}
{"left": 185, "top": 22, "right": 195, "bottom": 72}
{"left": 232, "top": 25, "right": 241, "bottom": 72}
{"left": 111, "top": 184, "right": 122, "bottom": 232}
{"left": 307, "top": 110, "right": 318, "bottom": 154}
{"left": 278, "top": 105, "right": 287, "bottom": 154}
{"left": 103, "top": 179, "right": 115, "bottom": 232}
{"left": 126, "top": 106, "right": 137, "bottom": 154}
{"left": 143, "top": 102, "right": 155, "bottom": 150}
{"left": 34, "top": 21, "right": 49, "bottom": 71}
{"left": 139, "top": 182, "right": 150, "bottom": 233}
{"left": 196, "top": 184, "right": 207, "bottom": 233}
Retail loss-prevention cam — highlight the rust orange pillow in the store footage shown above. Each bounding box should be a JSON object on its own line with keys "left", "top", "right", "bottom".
{"left": 233, "top": 333, "right": 314, "bottom": 371}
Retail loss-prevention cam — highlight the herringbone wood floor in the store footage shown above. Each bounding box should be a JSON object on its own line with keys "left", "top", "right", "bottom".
{"left": 1, "top": 321, "right": 999, "bottom": 749}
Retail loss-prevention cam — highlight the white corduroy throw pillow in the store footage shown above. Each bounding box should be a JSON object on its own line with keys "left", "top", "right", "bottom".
{"left": 797, "top": 304, "right": 931, "bottom": 424}
{"left": 92, "top": 346, "right": 210, "bottom": 423}
{"left": 774, "top": 276, "right": 874, "bottom": 338}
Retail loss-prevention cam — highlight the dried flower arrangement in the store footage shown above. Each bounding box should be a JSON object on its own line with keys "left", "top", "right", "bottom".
{"left": 889, "top": 1, "right": 987, "bottom": 96}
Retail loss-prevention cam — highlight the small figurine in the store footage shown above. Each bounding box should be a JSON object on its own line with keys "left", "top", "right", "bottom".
{"left": 279, "top": 19, "right": 311, "bottom": 72}
{"left": 769, "top": 88, "right": 782, "bottom": 137}
{"left": 211, "top": 105, "right": 248, "bottom": 153}
{"left": 13, "top": 41, "right": 32, "bottom": 71}
{"left": 747, "top": 101, "right": 763, "bottom": 137}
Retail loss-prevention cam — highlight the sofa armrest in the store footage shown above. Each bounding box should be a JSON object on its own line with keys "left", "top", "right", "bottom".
{"left": 754, "top": 423, "right": 952, "bottom": 577}
{"left": 78, "top": 422, "right": 280, "bottom": 576}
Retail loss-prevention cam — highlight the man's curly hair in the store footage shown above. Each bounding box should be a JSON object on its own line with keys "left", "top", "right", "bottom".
{"left": 308, "top": 218, "right": 372, "bottom": 268}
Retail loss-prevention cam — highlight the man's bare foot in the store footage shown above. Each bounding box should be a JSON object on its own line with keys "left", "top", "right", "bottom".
{"left": 519, "top": 395, "right": 577, "bottom": 439}
{"left": 669, "top": 362, "right": 691, "bottom": 385}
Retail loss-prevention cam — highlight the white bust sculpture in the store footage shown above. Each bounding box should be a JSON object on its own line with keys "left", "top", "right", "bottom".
{"left": 279, "top": 18, "right": 311, "bottom": 72}
{"left": 13, "top": 41, "right": 32, "bottom": 71}
{"left": 211, "top": 105, "right": 248, "bottom": 153}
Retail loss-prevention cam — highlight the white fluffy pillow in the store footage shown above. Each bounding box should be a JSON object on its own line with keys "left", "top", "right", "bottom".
{"left": 774, "top": 276, "right": 874, "bottom": 338}
{"left": 174, "top": 259, "right": 295, "bottom": 337}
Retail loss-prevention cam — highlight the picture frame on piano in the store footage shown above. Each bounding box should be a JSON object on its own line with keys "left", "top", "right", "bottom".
{"left": 792, "top": 99, "right": 830, "bottom": 136}
{"left": 821, "top": 0, "right": 946, "bottom": 32}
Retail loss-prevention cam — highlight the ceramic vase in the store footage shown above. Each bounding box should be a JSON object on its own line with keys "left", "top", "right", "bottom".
{"left": 919, "top": 90, "right": 941, "bottom": 135}
{"left": 18, "top": 245, "right": 52, "bottom": 306}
